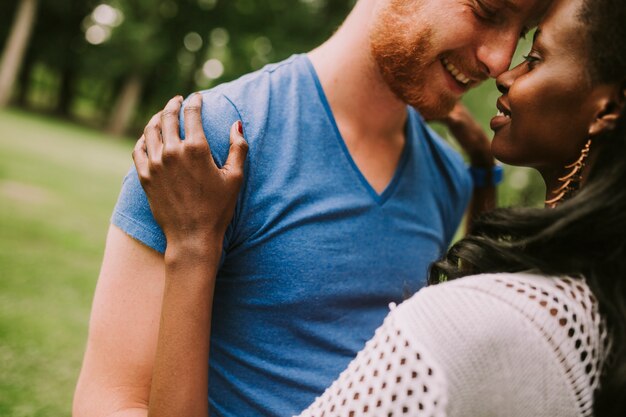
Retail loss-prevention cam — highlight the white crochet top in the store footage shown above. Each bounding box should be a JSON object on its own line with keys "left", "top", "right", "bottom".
{"left": 297, "top": 273, "right": 609, "bottom": 417}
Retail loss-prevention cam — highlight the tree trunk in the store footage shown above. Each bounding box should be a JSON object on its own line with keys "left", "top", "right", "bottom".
{"left": 16, "top": 53, "right": 34, "bottom": 107}
{"left": 56, "top": 65, "right": 75, "bottom": 117}
{"left": 0, "top": 0, "right": 38, "bottom": 108}
{"left": 106, "top": 73, "right": 143, "bottom": 137}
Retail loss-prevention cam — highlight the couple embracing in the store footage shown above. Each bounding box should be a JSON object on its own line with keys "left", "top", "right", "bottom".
{"left": 74, "top": 0, "right": 626, "bottom": 416}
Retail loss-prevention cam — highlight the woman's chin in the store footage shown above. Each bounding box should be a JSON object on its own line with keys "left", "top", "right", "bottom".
{"left": 490, "top": 141, "right": 528, "bottom": 168}
{"left": 490, "top": 137, "right": 512, "bottom": 165}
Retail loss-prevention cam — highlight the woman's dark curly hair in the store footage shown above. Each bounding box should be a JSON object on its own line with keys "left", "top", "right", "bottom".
{"left": 429, "top": 0, "right": 626, "bottom": 415}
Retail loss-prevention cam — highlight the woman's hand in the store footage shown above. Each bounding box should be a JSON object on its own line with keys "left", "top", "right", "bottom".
{"left": 134, "top": 94, "right": 247, "bottom": 417}
{"left": 133, "top": 93, "right": 248, "bottom": 252}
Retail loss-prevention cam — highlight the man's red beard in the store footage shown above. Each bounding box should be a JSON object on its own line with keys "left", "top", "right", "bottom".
{"left": 369, "top": 4, "right": 457, "bottom": 119}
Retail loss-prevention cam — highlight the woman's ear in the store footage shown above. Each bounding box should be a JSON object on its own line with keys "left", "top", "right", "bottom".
{"left": 588, "top": 82, "right": 625, "bottom": 137}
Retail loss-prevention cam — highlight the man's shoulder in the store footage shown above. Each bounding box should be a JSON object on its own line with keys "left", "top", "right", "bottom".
{"left": 408, "top": 108, "right": 470, "bottom": 184}
{"left": 409, "top": 110, "right": 462, "bottom": 162}
{"left": 407, "top": 108, "right": 472, "bottom": 230}
{"left": 180, "top": 54, "right": 307, "bottom": 165}
{"left": 201, "top": 55, "right": 306, "bottom": 109}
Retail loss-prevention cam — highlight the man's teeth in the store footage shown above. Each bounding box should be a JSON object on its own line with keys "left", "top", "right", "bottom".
{"left": 442, "top": 58, "right": 470, "bottom": 85}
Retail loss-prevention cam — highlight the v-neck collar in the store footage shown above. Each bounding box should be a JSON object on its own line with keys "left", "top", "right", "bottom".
{"left": 302, "top": 55, "right": 412, "bottom": 206}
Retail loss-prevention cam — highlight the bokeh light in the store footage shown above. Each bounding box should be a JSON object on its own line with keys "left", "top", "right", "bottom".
{"left": 202, "top": 58, "right": 225, "bottom": 79}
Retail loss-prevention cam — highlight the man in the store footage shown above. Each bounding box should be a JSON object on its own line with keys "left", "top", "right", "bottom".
{"left": 74, "top": 0, "right": 548, "bottom": 416}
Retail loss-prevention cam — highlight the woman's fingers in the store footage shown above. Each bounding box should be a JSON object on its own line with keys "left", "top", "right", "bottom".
{"left": 144, "top": 111, "right": 163, "bottom": 164}
{"left": 184, "top": 93, "right": 208, "bottom": 148}
{"left": 132, "top": 136, "right": 150, "bottom": 180}
{"left": 223, "top": 121, "right": 249, "bottom": 183}
{"left": 161, "top": 96, "right": 183, "bottom": 148}
{"left": 137, "top": 94, "right": 246, "bottom": 189}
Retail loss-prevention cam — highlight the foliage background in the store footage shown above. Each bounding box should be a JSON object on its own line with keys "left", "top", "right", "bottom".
{"left": 0, "top": 0, "right": 545, "bottom": 415}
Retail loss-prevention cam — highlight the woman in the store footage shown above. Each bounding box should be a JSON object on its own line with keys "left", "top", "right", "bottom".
{"left": 133, "top": 0, "right": 625, "bottom": 415}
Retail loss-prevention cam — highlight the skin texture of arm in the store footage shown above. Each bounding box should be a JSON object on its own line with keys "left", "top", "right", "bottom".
{"left": 139, "top": 95, "right": 247, "bottom": 417}
{"left": 147, "top": 236, "right": 221, "bottom": 417}
{"left": 74, "top": 227, "right": 220, "bottom": 417}
{"left": 73, "top": 225, "right": 163, "bottom": 417}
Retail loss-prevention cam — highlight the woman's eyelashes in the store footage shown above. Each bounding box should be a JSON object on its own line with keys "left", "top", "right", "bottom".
{"left": 522, "top": 52, "right": 541, "bottom": 69}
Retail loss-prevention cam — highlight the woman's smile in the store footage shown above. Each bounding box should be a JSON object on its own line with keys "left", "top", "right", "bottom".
{"left": 490, "top": 98, "right": 512, "bottom": 131}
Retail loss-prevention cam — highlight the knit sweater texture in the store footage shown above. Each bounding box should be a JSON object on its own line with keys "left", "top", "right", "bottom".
{"left": 297, "top": 273, "right": 609, "bottom": 417}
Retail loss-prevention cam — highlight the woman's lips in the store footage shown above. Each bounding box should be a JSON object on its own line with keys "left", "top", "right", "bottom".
{"left": 490, "top": 112, "right": 511, "bottom": 131}
{"left": 491, "top": 98, "right": 512, "bottom": 131}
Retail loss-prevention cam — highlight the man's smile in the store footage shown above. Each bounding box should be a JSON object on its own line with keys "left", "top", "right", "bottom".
{"left": 441, "top": 58, "right": 471, "bottom": 85}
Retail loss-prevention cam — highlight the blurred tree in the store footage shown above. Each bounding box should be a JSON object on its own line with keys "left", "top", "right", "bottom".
{"left": 101, "top": 0, "right": 354, "bottom": 135}
{"left": 98, "top": 0, "right": 170, "bottom": 135}
{"left": 40, "top": 0, "right": 93, "bottom": 115}
{"left": 0, "top": 0, "right": 365, "bottom": 135}
{"left": 7, "top": 0, "right": 96, "bottom": 114}
{"left": 0, "top": 0, "right": 38, "bottom": 107}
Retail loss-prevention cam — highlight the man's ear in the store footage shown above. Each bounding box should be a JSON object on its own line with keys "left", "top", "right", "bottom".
{"left": 588, "top": 82, "right": 625, "bottom": 137}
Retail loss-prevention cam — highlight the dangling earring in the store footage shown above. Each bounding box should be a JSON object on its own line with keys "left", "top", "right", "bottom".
{"left": 545, "top": 138, "right": 592, "bottom": 208}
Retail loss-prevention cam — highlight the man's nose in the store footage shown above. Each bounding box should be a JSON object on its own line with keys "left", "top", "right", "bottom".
{"left": 476, "top": 31, "right": 520, "bottom": 78}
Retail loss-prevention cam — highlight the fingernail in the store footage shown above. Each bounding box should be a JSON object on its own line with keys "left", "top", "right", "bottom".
{"left": 237, "top": 121, "right": 244, "bottom": 135}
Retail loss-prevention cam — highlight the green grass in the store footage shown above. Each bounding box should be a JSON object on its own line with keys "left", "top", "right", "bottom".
{"left": 0, "top": 109, "right": 134, "bottom": 417}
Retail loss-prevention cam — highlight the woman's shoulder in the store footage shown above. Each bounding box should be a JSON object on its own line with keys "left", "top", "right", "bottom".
{"left": 413, "top": 272, "right": 600, "bottom": 323}
{"left": 392, "top": 272, "right": 609, "bottom": 416}
{"left": 298, "top": 272, "right": 609, "bottom": 417}
{"left": 402, "top": 272, "right": 609, "bottom": 374}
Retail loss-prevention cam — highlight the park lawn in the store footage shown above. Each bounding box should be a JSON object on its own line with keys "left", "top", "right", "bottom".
{"left": 0, "top": 109, "right": 134, "bottom": 417}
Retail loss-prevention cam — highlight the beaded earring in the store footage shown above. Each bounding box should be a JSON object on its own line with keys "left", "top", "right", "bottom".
{"left": 545, "top": 138, "right": 592, "bottom": 208}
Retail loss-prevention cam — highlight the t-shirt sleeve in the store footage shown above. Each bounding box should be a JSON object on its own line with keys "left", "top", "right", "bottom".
{"left": 442, "top": 160, "right": 472, "bottom": 245}
{"left": 421, "top": 122, "right": 473, "bottom": 244}
{"left": 111, "top": 91, "right": 242, "bottom": 254}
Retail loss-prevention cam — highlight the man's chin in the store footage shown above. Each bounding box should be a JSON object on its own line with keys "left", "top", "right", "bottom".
{"left": 406, "top": 93, "right": 457, "bottom": 121}
{"left": 382, "top": 70, "right": 457, "bottom": 119}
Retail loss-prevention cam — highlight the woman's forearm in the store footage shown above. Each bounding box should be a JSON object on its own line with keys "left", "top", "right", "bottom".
{"left": 148, "top": 239, "right": 223, "bottom": 417}
{"left": 132, "top": 95, "right": 248, "bottom": 417}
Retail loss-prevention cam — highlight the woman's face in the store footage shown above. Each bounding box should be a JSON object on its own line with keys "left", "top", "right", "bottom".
{"left": 490, "top": 0, "right": 603, "bottom": 174}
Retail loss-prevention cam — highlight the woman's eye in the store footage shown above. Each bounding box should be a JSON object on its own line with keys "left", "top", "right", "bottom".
{"left": 522, "top": 54, "right": 540, "bottom": 69}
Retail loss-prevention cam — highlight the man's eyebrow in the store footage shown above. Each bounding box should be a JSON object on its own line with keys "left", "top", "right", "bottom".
{"left": 533, "top": 28, "right": 542, "bottom": 43}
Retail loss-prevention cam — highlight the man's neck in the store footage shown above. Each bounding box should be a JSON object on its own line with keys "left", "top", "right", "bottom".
{"left": 307, "top": 0, "right": 407, "bottom": 142}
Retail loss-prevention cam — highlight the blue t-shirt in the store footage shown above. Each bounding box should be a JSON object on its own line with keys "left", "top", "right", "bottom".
{"left": 112, "top": 54, "right": 472, "bottom": 416}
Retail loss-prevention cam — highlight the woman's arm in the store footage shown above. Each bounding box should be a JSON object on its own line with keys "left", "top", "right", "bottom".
{"left": 132, "top": 94, "right": 248, "bottom": 417}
